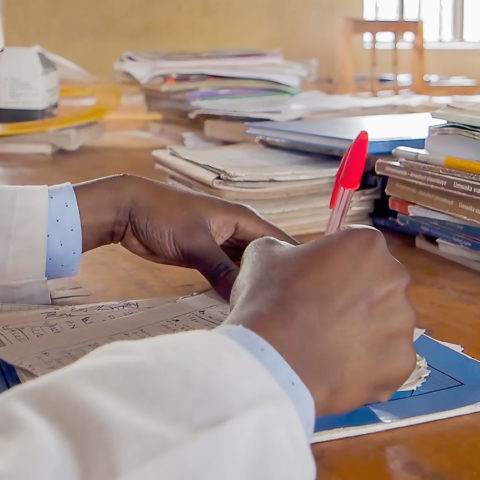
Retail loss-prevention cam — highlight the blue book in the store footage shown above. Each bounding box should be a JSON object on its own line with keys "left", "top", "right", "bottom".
{"left": 372, "top": 215, "right": 418, "bottom": 236}
{"left": 414, "top": 216, "right": 480, "bottom": 239}
{"left": 312, "top": 334, "right": 480, "bottom": 442}
{"left": 246, "top": 113, "right": 444, "bottom": 155}
{"left": 397, "top": 214, "right": 480, "bottom": 251}
{"left": 0, "top": 363, "right": 8, "bottom": 394}
{"left": 0, "top": 359, "right": 20, "bottom": 393}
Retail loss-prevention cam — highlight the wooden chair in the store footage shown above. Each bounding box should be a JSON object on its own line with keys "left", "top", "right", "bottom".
{"left": 334, "top": 18, "right": 480, "bottom": 96}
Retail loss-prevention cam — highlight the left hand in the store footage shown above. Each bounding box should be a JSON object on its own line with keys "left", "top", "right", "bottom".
{"left": 75, "top": 175, "right": 296, "bottom": 300}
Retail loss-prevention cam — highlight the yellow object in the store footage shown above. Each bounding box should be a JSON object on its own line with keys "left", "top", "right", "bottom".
{"left": 0, "top": 84, "right": 120, "bottom": 136}
{"left": 445, "top": 156, "right": 480, "bottom": 175}
{"left": 59, "top": 85, "right": 97, "bottom": 97}
{"left": 104, "top": 111, "right": 163, "bottom": 121}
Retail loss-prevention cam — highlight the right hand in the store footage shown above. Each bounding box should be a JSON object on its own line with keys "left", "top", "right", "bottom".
{"left": 224, "top": 227, "right": 416, "bottom": 415}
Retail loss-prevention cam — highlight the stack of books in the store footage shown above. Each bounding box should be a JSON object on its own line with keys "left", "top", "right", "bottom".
{"left": 114, "top": 49, "right": 317, "bottom": 124}
{"left": 373, "top": 102, "right": 480, "bottom": 271}
{"left": 153, "top": 143, "right": 380, "bottom": 236}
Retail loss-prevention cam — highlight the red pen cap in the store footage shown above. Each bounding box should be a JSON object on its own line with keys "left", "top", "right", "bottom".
{"left": 329, "top": 130, "right": 369, "bottom": 209}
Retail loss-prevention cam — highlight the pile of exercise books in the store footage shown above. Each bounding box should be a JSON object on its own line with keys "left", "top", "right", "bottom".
{"left": 373, "top": 102, "right": 480, "bottom": 271}
{"left": 153, "top": 143, "right": 379, "bottom": 236}
{"left": 114, "top": 48, "right": 321, "bottom": 122}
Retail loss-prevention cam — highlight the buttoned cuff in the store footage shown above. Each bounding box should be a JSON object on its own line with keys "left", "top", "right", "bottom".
{"left": 46, "top": 183, "right": 82, "bottom": 279}
{"left": 216, "top": 324, "right": 315, "bottom": 440}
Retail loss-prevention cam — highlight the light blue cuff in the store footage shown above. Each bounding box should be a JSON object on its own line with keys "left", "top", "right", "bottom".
{"left": 216, "top": 324, "right": 315, "bottom": 440}
{"left": 46, "top": 183, "right": 82, "bottom": 279}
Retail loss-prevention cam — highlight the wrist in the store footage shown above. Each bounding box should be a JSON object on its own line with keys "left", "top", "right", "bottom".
{"left": 73, "top": 174, "right": 134, "bottom": 252}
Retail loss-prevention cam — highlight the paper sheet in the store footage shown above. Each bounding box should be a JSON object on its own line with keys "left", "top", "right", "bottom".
{"left": 0, "top": 297, "right": 177, "bottom": 348}
{"left": 0, "top": 292, "right": 229, "bottom": 376}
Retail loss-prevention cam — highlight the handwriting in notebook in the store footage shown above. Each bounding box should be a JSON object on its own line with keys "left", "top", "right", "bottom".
{"left": 0, "top": 292, "right": 229, "bottom": 377}
{"left": 0, "top": 298, "right": 176, "bottom": 348}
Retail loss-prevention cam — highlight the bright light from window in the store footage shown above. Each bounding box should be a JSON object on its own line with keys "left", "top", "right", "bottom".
{"left": 377, "top": 0, "right": 401, "bottom": 20}
{"left": 464, "top": 0, "right": 480, "bottom": 41}
{"left": 440, "top": 0, "right": 454, "bottom": 42}
{"left": 420, "top": 0, "right": 440, "bottom": 42}
{"left": 364, "top": 0, "right": 377, "bottom": 20}
{"left": 364, "top": 0, "right": 480, "bottom": 44}
{"left": 403, "top": 0, "right": 420, "bottom": 20}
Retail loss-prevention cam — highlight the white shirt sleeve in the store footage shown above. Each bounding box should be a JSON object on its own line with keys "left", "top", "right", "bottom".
{"left": 217, "top": 324, "right": 315, "bottom": 439}
{"left": 0, "top": 185, "right": 50, "bottom": 303}
{"left": 0, "top": 330, "right": 315, "bottom": 480}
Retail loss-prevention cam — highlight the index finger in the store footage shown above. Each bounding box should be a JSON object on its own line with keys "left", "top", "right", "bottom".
{"left": 230, "top": 204, "right": 300, "bottom": 246}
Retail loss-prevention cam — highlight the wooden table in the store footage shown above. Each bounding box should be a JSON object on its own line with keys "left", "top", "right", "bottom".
{"left": 1, "top": 143, "right": 480, "bottom": 479}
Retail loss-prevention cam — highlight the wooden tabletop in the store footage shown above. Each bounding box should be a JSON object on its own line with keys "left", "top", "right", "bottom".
{"left": 1, "top": 140, "right": 480, "bottom": 479}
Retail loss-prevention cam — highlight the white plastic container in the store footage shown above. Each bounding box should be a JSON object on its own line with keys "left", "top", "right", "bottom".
{"left": 0, "top": 46, "right": 59, "bottom": 123}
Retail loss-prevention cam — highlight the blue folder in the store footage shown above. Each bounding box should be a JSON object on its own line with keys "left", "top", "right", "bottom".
{"left": 247, "top": 113, "right": 445, "bottom": 155}
{"left": 313, "top": 334, "right": 480, "bottom": 441}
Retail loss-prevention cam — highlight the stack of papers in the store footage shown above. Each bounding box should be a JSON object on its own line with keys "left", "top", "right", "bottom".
{"left": 427, "top": 101, "right": 480, "bottom": 161}
{"left": 114, "top": 48, "right": 321, "bottom": 122}
{"left": 153, "top": 143, "right": 379, "bottom": 235}
{"left": 114, "top": 48, "right": 308, "bottom": 88}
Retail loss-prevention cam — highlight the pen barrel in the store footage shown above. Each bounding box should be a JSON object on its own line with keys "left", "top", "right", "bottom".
{"left": 325, "top": 188, "right": 354, "bottom": 235}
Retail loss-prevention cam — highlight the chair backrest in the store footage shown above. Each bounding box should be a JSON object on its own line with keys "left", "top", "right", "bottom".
{"left": 334, "top": 18, "right": 424, "bottom": 95}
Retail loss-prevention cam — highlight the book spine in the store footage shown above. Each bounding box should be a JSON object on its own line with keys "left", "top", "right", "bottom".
{"left": 387, "top": 194, "right": 480, "bottom": 237}
{"left": 385, "top": 178, "right": 480, "bottom": 224}
{"left": 415, "top": 217, "right": 480, "bottom": 238}
{"left": 397, "top": 214, "right": 480, "bottom": 251}
{"left": 372, "top": 216, "right": 418, "bottom": 236}
{"left": 376, "top": 160, "right": 480, "bottom": 199}
{"left": 388, "top": 196, "right": 413, "bottom": 215}
{"left": 401, "top": 158, "right": 480, "bottom": 181}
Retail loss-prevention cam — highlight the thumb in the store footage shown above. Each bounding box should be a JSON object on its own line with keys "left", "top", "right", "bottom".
{"left": 184, "top": 235, "right": 240, "bottom": 301}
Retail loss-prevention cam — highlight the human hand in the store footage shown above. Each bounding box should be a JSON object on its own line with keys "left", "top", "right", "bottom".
{"left": 74, "top": 175, "right": 295, "bottom": 300}
{"left": 224, "top": 227, "right": 416, "bottom": 415}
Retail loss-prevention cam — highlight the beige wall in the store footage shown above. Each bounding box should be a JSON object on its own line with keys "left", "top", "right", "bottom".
{"left": 4, "top": 0, "right": 480, "bottom": 82}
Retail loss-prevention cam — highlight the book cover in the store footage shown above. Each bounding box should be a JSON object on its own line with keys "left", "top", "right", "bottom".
{"left": 388, "top": 196, "right": 414, "bottom": 215}
{"left": 416, "top": 235, "right": 480, "bottom": 272}
{"left": 385, "top": 178, "right": 480, "bottom": 224}
{"left": 396, "top": 214, "right": 480, "bottom": 251}
{"left": 247, "top": 113, "right": 443, "bottom": 155}
{"left": 425, "top": 133, "right": 480, "bottom": 162}
{"left": 376, "top": 158, "right": 480, "bottom": 199}
{"left": 313, "top": 334, "right": 480, "bottom": 442}
{"left": 389, "top": 200, "right": 480, "bottom": 239}
{"left": 392, "top": 156, "right": 480, "bottom": 182}
{"left": 0, "top": 359, "right": 20, "bottom": 393}
{"left": 372, "top": 215, "right": 418, "bottom": 236}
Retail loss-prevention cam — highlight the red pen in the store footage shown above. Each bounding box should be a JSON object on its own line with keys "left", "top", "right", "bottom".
{"left": 325, "top": 130, "right": 369, "bottom": 235}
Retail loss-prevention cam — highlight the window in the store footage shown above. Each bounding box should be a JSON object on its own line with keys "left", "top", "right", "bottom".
{"left": 364, "top": 0, "right": 480, "bottom": 46}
